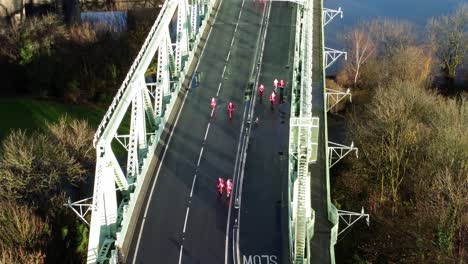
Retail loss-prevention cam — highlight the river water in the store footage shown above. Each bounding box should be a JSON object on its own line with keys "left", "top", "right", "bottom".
{"left": 325, "top": 0, "right": 463, "bottom": 47}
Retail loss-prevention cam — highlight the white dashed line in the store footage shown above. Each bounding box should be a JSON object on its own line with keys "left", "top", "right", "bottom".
{"left": 216, "top": 82, "right": 222, "bottom": 96}
{"left": 197, "top": 147, "right": 204, "bottom": 167}
{"left": 178, "top": 245, "right": 184, "bottom": 264}
{"left": 222, "top": 65, "right": 227, "bottom": 77}
{"left": 190, "top": 174, "right": 197, "bottom": 198}
{"left": 183, "top": 207, "right": 190, "bottom": 233}
{"left": 204, "top": 123, "right": 211, "bottom": 141}
{"left": 230, "top": 37, "right": 235, "bottom": 48}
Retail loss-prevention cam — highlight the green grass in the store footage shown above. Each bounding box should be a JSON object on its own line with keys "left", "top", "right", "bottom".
{"left": 0, "top": 97, "right": 106, "bottom": 139}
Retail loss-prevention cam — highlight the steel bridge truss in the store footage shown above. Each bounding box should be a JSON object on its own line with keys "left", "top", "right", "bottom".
{"left": 324, "top": 47, "right": 347, "bottom": 69}
{"left": 337, "top": 208, "right": 370, "bottom": 236}
{"left": 328, "top": 141, "right": 358, "bottom": 168}
{"left": 326, "top": 88, "right": 351, "bottom": 111}
{"left": 66, "top": 197, "right": 93, "bottom": 226}
{"left": 288, "top": 0, "right": 315, "bottom": 262}
{"left": 323, "top": 7, "right": 342, "bottom": 26}
{"left": 86, "top": 0, "right": 216, "bottom": 263}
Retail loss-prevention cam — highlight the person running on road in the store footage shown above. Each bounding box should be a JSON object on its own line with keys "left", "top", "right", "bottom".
{"left": 217, "top": 177, "right": 225, "bottom": 195}
{"left": 258, "top": 84, "right": 265, "bottom": 97}
{"left": 210, "top": 97, "right": 216, "bottom": 110}
{"left": 279, "top": 79, "right": 285, "bottom": 88}
{"left": 269, "top": 91, "right": 276, "bottom": 108}
{"left": 228, "top": 101, "right": 235, "bottom": 119}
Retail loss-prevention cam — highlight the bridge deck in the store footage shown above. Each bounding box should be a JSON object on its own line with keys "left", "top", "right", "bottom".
{"left": 126, "top": 0, "right": 333, "bottom": 263}
{"left": 126, "top": 0, "right": 264, "bottom": 263}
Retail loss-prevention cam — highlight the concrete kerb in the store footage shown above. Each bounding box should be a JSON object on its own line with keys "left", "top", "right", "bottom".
{"left": 118, "top": 0, "right": 222, "bottom": 262}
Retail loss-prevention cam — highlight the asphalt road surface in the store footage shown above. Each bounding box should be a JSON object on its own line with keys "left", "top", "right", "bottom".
{"left": 127, "top": 0, "right": 267, "bottom": 263}
{"left": 238, "top": 2, "right": 296, "bottom": 264}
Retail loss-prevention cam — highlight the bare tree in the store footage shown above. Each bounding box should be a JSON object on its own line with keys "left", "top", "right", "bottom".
{"left": 343, "top": 29, "right": 376, "bottom": 88}
{"left": 0, "top": 202, "right": 50, "bottom": 250}
{"left": 47, "top": 116, "right": 95, "bottom": 164}
{"left": 389, "top": 45, "right": 433, "bottom": 85}
{"left": 429, "top": 4, "right": 468, "bottom": 82}
{"left": 0, "top": 245, "right": 45, "bottom": 264}
{"left": 0, "top": 129, "right": 86, "bottom": 202}
{"left": 366, "top": 19, "right": 416, "bottom": 55}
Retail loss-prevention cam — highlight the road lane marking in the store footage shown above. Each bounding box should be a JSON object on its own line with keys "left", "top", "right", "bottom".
{"left": 204, "top": 123, "right": 211, "bottom": 141}
{"left": 190, "top": 174, "right": 197, "bottom": 198}
{"left": 197, "top": 147, "right": 204, "bottom": 167}
{"left": 222, "top": 65, "right": 227, "bottom": 78}
{"left": 217, "top": 82, "right": 222, "bottom": 96}
{"left": 178, "top": 245, "right": 184, "bottom": 264}
{"left": 183, "top": 207, "right": 190, "bottom": 233}
{"left": 230, "top": 37, "right": 235, "bottom": 48}
{"left": 243, "top": 255, "right": 278, "bottom": 264}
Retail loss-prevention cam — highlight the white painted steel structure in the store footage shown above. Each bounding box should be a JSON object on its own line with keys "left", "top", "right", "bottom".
{"left": 288, "top": 0, "right": 314, "bottom": 263}
{"left": 324, "top": 47, "right": 347, "bottom": 69}
{"left": 325, "top": 88, "right": 351, "bottom": 111}
{"left": 87, "top": 0, "right": 217, "bottom": 263}
{"left": 337, "top": 208, "right": 370, "bottom": 236}
{"left": 323, "top": 7, "right": 342, "bottom": 26}
{"left": 328, "top": 141, "right": 358, "bottom": 168}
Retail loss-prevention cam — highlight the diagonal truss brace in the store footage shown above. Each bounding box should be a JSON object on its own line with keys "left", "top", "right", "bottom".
{"left": 325, "top": 47, "right": 347, "bottom": 69}
{"left": 326, "top": 88, "right": 351, "bottom": 111}
{"left": 65, "top": 197, "right": 93, "bottom": 225}
{"left": 323, "top": 7, "right": 343, "bottom": 26}
{"left": 328, "top": 141, "right": 358, "bottom": 167}
{"left": 337, "top": 207, "right": 370, "bottom": 236}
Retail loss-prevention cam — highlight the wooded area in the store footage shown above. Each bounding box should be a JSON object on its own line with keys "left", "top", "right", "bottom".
{"left": 333, "top": 4, "right": 467, "bottom": 263}
{"left": 0, "top": 11, "right": 157, "bottom": 263}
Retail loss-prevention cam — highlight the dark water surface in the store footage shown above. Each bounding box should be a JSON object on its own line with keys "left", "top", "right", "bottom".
{"left": 325, "top": 0, "right": 464, "bottom": 46}
{"left": 324, "top": 0, "right": 464, "bottom": 73}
